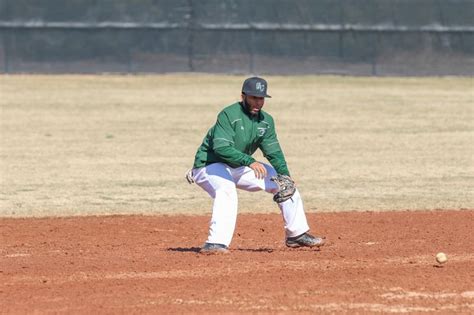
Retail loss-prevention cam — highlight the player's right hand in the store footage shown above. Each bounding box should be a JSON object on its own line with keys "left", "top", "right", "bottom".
{"left": 249, "top": 162, "right": 267, "bottom": 179}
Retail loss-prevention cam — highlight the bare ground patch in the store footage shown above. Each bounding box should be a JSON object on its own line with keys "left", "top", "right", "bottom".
{"left": 1, "top": 210, "right": 473, "bottom": 314}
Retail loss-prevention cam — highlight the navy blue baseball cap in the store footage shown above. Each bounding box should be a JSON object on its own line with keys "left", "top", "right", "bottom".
{"left": 242, "top": 77, "right": 271, "bottom": 98}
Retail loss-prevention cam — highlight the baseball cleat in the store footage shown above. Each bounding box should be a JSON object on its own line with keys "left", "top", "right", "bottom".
{"left": 200, "top": 243, "right": 230, "bottom": 254}
{"left": 285, "top": 232, "right": 325, "bottom": 248}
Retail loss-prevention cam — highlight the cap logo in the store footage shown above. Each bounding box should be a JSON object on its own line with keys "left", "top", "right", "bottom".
{"left": 256, "top": 82, "right": 265, "bottom": 92}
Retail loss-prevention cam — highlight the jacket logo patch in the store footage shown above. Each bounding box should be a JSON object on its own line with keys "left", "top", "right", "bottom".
{"left": 257, "top": 127, "right": 267, "bottom": 136}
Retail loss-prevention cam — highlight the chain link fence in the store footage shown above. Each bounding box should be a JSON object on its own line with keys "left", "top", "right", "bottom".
{"left": 0, "top": 0, "right": 473, "bottom": 75}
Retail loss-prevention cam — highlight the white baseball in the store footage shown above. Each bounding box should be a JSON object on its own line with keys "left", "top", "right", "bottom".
{"left": 436, "top": 252, "right": 447, "bottom": 264}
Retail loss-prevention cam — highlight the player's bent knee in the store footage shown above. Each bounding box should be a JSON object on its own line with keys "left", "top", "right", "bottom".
{"left": 263, "top": 163, "right": 277, "bottom": 175}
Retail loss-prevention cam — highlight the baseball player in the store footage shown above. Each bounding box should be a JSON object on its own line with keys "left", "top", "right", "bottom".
{"left": 186, "top": 77, "right": 325, "bottom": 254}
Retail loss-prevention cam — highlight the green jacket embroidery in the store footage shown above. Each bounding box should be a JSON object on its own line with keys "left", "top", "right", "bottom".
{"left": 193, "top": 102, "right": 290, "bottom": 176}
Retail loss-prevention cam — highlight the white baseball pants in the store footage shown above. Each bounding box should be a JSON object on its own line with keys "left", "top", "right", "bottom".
{"left": 192, "top": 162, "right": 310, "bottom": 247}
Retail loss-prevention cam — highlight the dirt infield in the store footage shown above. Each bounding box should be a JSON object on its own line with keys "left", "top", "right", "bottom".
{"left": 1, "top": 210, "right": 473, "bottom": 314}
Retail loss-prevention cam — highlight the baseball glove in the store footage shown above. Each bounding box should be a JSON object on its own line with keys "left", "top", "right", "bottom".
{"left": 271, "top": 174, "right": 296, "bottom": 203}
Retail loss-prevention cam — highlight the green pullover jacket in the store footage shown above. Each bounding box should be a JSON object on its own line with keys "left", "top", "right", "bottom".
{"left": 193, "top": 102, "right": 290, "bottom": 176}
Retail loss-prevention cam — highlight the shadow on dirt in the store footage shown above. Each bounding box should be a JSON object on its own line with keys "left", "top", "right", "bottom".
{"left": 166, "top": 247, "right": 275, "bottom": 253}
{"left": 235, "top": 248, "right": 274, "bottom": 253}
{"left": 167, "top": 247, "right": 201, "bottom": 253}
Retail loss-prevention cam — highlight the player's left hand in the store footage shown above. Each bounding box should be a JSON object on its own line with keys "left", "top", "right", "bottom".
{"left": 271, "top": 174, "right": 296, "bottom": 203}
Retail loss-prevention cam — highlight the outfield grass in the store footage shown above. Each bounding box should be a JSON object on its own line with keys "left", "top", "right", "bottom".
{"left": 0, "top": 74, "right": 472, "bottom": 217}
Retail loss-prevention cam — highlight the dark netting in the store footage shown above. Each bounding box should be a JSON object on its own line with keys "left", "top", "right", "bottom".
{"left": 0, "top": 0, "right": 472, "bottom": 75}
{"left": 1, "top": 29, "right": 189, "bottom": 73}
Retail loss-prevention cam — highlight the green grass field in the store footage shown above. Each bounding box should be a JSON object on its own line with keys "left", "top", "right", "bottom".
{"left": 0, "top": 74, "right": 472, "bottom": 217}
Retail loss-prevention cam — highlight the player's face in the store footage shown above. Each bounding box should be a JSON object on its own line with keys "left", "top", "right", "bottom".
{"left": 243, "top": 94, "right": 265, "bottom": 116}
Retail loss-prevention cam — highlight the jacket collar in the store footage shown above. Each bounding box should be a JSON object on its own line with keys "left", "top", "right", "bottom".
{"left": 239, "top": 101, "right": 262, "bottom": 121}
